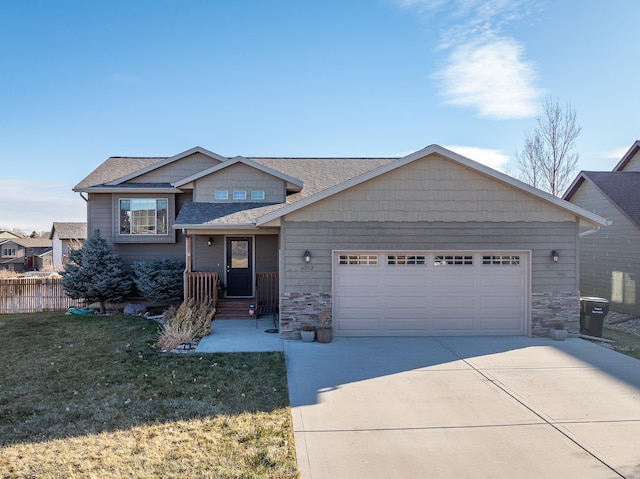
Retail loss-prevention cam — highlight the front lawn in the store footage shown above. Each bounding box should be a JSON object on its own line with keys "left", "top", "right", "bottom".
{"left": 602, "top": 327, "right": 640, "bottom": 361}
{"left": 0, "top": 312, "right": 298, "bottom": 478}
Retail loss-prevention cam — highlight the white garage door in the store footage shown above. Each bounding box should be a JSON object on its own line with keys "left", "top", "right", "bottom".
{"left": 333, "top": 251, "right": 528, "bottom": 336}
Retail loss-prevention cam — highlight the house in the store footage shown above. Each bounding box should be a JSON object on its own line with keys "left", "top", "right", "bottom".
{"left": 0, "top": 238, "right": 53, "bottom": 272}
{"left": 564, "top": 140, "right": 640, "bottom": 315}
{"left": 50, "top": 222, "right": 87, "bottom": 267}
{"left": 0, "top": 231, "right": 23, "bottom": 240}
{"left": 74, "top": 145, "right": 606, "bottom": 338}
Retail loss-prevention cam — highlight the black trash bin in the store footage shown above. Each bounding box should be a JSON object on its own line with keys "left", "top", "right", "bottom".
{"left": 579, "top": 297, "right": 610, "bottom": 337}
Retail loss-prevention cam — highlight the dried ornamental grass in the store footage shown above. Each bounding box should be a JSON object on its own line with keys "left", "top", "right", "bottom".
{"left": 155, "top": 299, "right": 216, "bottom": 351}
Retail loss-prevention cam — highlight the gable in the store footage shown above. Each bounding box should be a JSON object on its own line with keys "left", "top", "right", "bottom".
{"left": 286, "top": 153, "right": 577, "bottom": 223}
{"left": 568, "top": 172, "right": 640, "bottom": 229}
{"left": 193, "top": 162, "right": 287, "bottom": 203}
{"left": 125, "top": 151, "right": 224, "bottom": 184}
{"left": 613, "top": 141, "right": 640, "bottom": 172}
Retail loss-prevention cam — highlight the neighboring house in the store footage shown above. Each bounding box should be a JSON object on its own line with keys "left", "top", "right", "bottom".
{"left": 50, "top": 222, "right": 87, "bottom": 267}
{"left": 74, "top": 145, "right": 605, "bottom": 339}
{"left": 0, "top": 231, "right": 22, "bottom": 239}
{"left": 564, "top": 140, "right": 640, "bottom": 315}
{"left": 0, "top": 238, "right": 53, "bottom": 272}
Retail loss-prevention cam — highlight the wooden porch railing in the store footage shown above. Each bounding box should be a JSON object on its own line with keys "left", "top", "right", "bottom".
{"left": 256, "top": 272, "right": 278, "bottom": 317}
{"left": 185, "top": 272, "right": 219, "bottom": 305}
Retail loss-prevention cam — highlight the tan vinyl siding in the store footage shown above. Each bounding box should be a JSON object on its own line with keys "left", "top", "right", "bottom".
{"left": 282, "top": 221, "right": 578, "bottom": 295}
{"left": 86, "top": 193, "right": 113, "bottom": 239}
{"left": 191, "top": 234, "right": 278, "bottom": 277}
{"left": 128, "top": 152, "right": 222, "bottom": 183}
{"left": 193, "top": 235, "right": 225, "bottom": 276}
{"left": 620, "top": 150, "right": 640, "bottom": 172}
{"left": 570, "top": 181, "right": 640, "bottom": 314}
{"left": 287, "top": 155, "right": 575, "bottom": 223}
{"left": 86, "top": 192, "right": 188, "bottom": 266}
{"left": 255, "top": 235, "right": 279, "bottom": 272}
{"left": 194, "top": 163, "right": 286, "bottom": 203}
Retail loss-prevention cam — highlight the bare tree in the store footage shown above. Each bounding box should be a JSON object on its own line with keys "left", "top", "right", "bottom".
{"left": 515, "top": 98, "right": 581, "bottom": 196}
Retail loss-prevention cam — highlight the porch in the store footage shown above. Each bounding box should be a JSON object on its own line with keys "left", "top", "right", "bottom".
{"left": 185, "top": 271, "right": 279, "bottom": 320}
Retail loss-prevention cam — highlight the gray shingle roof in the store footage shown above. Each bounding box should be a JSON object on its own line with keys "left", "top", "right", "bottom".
{"left": 175, "top": 201, "right": 283, "bottom": 226}
{"left": 74, "top": 155, "right": 396, "bottom": 226}
{"left": 581, "top": 171, "right": 640, "bottom": 226}
{"left": 74, "top": 157, "right": 165, "bottom": 189}
{"left": 51, "top": 222, "right": 87, "bottom": 240}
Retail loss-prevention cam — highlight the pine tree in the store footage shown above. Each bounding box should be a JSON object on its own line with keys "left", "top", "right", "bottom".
{"left": 62, "top": 230, "right": 132, "bottom": 313}
{"left": 133, "top": 258, "right": 185, "bottom": 304}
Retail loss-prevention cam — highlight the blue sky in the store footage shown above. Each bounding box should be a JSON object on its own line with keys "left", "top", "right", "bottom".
{"left": 1, "top": 0, "right": 639, "bottom": 233}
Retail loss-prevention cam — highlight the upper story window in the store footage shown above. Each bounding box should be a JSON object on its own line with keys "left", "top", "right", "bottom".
{"left": 233, "top": 191, "right": 247, "bottom": 200}
{"left": 215, "top": 191, "right": 229, "bottom": 200}
{"left": 119, "top": 198, "right": 168, "bottom": 235}
{"left": 251, "top": 191, "right": 265, "bottom": 200}
{"left": 2, "top": 247, "right": 16, "bottom": 257}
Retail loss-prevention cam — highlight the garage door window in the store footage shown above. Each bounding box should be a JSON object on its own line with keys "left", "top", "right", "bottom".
{"left": 387, "top": 255, "right": 426, "bottom": 265}
{"left": 339, "top": 254, "right": 378, "bottom": 265}
{"left": 434, "top": 255, "right": 473, "bottom": 266}
{"left": 482, "top": 255, "right": 521, "bottom": 265}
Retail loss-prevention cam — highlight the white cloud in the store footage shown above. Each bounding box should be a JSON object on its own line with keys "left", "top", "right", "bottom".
{"left": 601, "top": 146, "right": 629, "bottom": 160}
{"left": 434, "top": 38, "right": 542, "bottom": 119}
{"left": 445, "top": 144, "right": 510, "bottom": 171}
{"left": 0, "top": 179, "right": 86, "bottom": 234}
{"left": 393, "top": 0, "right": 543, "bottom": 119}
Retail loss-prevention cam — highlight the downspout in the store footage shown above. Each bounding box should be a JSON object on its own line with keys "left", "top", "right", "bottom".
{"left": 183, "top": 229, "right": 192, "bottom": 302}
{"left": 78, "top": 192, "right": 88, "bottom": 202}
{"left": 579, "top": 225, "right": 603, "bottom": 237}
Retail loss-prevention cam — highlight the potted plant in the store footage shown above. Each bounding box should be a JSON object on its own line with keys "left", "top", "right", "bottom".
{"left": 300, "top": 323, "right": 315, "bottom": 342}
{"left": 549, "top": 322, "right": 568, "bottom": 341}
{"left": 315, "top": 307, "right": 332, "bottom": 343}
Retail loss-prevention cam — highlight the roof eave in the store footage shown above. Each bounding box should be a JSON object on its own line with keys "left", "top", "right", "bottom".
{"left": 73, "top": 187, "right": 183, "bottom": 194}
{"left": 173, "top": 223, "right": 258, "bottom": 230}
{"left": 256, "top": 144, "right": 608, "bottom": 227}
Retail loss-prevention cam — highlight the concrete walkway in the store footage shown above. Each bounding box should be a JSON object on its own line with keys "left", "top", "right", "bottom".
{"left": 196, "top": 319, "right": 283, "bottom": 353}
{"left": 285, "top": 337, "right": 640, "bottom": 479}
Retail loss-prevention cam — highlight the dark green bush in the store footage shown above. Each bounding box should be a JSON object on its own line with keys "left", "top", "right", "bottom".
{"left": 133, "top": 258, "right": 185, "bottom": 304}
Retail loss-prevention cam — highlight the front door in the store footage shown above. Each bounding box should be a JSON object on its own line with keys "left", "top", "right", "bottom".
{"left": 226, "top": 237, "right": 253, "bottom": 297}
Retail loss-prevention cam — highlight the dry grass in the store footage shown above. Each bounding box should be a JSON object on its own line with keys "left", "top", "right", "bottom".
{"left": 0, "top": 312, "right": 298, "bottom": 478}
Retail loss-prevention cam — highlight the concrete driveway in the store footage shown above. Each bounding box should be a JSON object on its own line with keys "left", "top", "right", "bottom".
{"left": 284, "top": 337, "right": 640, "bottom": 479}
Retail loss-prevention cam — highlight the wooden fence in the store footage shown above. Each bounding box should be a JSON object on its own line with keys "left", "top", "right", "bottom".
{"left": 0, "top": 277, "right": 83, "bottom": 313}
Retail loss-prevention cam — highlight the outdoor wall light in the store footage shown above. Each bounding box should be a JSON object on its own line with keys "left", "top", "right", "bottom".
{"left": 303, "top": 250, "right": 312, "bottom": 263}
{"left": 207, "top": 237, "right": 213, "bottom": 247}
{"left": 551, "top": 250, "right": 559, "bottom": 263}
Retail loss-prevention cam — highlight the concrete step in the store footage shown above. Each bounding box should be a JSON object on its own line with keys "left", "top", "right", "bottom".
{"left": 215, "top": 299, "right": 255, "bottom": 319}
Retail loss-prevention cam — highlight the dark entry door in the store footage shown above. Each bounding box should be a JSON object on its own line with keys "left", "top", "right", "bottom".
{"left": 226, "top": 237, "right": 253, "bottom": 297}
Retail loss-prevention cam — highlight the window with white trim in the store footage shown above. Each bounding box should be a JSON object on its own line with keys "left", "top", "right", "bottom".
{"left": 434, "top": 255, "right": 473, "bottom": 266}
{"left": 387, "top": 255, "right": 426, "bottom": 265}
{"left": 251, "top": 191, "right": 265, "bottom": 200}
{"left": 482, "top": 255, "right": 521, "bottom": 265}
{"left": 339, "top": 254, "right": 378, "bottom": 265}
{"left": 233, "top": 191, "right": 247, "bottom": 200}
{"left": 215, "top": 190, "right": 229, "bottom": 200}
{"left": 119, "top": 198, "right": 168, "bottom": 235}
{"left": 2, "top": 247, "right": 16, "bottom": 257}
